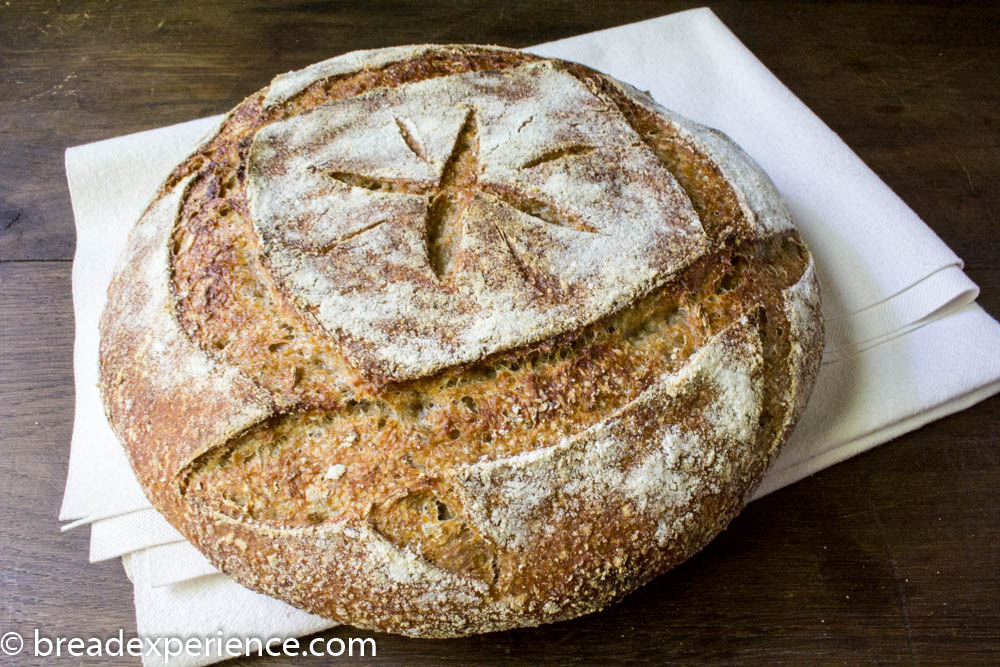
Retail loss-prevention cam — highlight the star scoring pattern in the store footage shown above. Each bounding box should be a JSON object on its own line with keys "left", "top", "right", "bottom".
{"left": 321, "top": 108, "right": 599, "bottom": 283}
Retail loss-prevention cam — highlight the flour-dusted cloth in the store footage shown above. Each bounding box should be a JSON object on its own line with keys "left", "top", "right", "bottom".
{"left": 62, "top": 7, "right": 1000, "bottom": 667}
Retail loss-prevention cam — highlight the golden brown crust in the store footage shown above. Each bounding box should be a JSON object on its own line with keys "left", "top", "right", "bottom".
{"left": 99, "top": 44, "right": 823, "bottom": 637}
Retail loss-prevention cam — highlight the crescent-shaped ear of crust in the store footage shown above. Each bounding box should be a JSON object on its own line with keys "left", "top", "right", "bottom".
{"left": 774, "top": 255, "right": 824, "bottom": 448}
{"left": 653, "top": 105, "right": 796, "bottom": 239}
{"left": 574, "top": 69, "right": 794, "bottom": 242}
{"left": 99, "top": 175, "right": 274, "bottom": 514}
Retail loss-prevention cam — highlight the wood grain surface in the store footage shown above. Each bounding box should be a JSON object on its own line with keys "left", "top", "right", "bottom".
{"left": 1, "top": 1, "right": 998, "bottom": 664}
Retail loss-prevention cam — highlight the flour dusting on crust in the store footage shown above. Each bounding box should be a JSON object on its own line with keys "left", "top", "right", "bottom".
{"left": 248, "top": 61, "right": 708, "bottom": 382}
{"left": 99, "top": 176, "right": 273, "bottom": 499}
{"left": 452, "top": 311, "right": 764, "bottom": 550}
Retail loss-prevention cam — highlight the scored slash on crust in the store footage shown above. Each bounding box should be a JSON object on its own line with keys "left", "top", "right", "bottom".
{"left": 321, "top": 107, "right": 599, "bottom": 285}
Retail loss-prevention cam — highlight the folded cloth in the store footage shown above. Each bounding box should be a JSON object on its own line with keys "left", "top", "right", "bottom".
{"left": 88, "top": 509, "right": 183, "bottom": 563}
{"left": 145, "top": 541, "right": 218, "bottom": 588}
{"left": 60, "top": 7, "right": 1000, "bottom": 667}
{"left": 124, "top": 550, "right": 332, "bottom": 667}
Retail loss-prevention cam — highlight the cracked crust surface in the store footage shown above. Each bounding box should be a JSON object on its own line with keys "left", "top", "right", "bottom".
{"left": 99, "top": 44, "right": 823, "bottom": 637}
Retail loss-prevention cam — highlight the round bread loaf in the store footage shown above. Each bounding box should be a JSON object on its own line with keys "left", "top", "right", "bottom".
{"left": 99, "top": 44, "right": 823, "bottom": 637}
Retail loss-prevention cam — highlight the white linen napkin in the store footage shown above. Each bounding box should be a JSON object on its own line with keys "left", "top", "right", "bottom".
{"left": 61, "top": 7, "right": 1000, "bottom": 666}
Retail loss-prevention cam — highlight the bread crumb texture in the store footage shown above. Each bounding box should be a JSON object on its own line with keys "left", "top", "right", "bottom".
{"left": 99, "top": 44, "right": 823, "bottom": 637}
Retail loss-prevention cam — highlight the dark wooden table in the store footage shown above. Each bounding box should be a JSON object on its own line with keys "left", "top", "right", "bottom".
{"left": 2, "top": 1, "right": 998, "bottom": 664}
